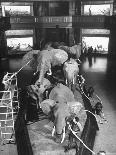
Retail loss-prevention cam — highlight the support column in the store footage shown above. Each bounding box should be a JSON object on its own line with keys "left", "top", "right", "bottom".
{"left": 0, "top": 30, "right": 8, "bottom": 58}
{"left": 69, "top": 1, "right": 75, "bottom": 16}
{"left": 74, "top": 0, "right": 82, "bottom": 44}
{"left": 69, "top": 0, "right": 82, "bottom": 46}
{"left": 108, "top": 30, "right": 116, "bottom": 57}
{"left": 75, "top": 0, "right": 81, "bottom": 16}
{"left": 108, "top": 1, "right": 116, "bottom": 57}
{"left": 0, "top": 5, "right": 8, "bottom": 58}
{"left": 68, "top": 2, "right": 75, "bottom": 46}
{"left": 34, "top": 28, "right": 46, "bottom": 50}
{"left": 68, "top": 28, "right": 75, "bottom": 46}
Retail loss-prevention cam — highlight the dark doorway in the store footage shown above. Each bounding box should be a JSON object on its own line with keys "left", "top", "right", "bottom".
{"left": 45, "top": 28, "right": 69, "bottom": 44}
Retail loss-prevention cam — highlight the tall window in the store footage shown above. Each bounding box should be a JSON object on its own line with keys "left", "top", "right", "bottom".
{"left": 7, "top": 37, "right": 33, "bottom": 49}
{"left": 1, "top": 2, "right": 33, "bottom": 16}
{"left": 82, "top": 36, "right": 109, "bottom": 52}
{"left": 5, "top": 30, "right": 33, "bottom": 53}
{"left": 82, "top": 4, "right": 112, "bottom": 16}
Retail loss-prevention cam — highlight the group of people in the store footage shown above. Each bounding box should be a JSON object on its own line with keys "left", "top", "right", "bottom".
{"left": 84, "top": 46, "right": 98, "bottom": 56}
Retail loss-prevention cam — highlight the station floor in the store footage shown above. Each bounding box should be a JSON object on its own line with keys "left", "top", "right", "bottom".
{"left": 0, "top": 55, "right": 116, "bottom": 155}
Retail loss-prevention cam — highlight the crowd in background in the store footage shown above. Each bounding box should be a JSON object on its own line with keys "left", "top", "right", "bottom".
{"left": 83, "top": 46, "right": 98, "bottom": 56}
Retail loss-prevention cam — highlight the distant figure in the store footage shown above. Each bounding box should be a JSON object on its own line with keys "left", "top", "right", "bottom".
{"left": 94, "top": 47, "right": 97, "bottom": 62}
{"left": 88, "top": 46, "right": 93, "bottom": 67}
{"left": 94, "top": 47, "right": 97, "bottom": 53}
{"left": 88, "top": 46, "right": 93, "bottom": 54}
{"left": 84, "top": 47, "right": 88, "bottom": 55}
{"left": 89, "top": 7, "right": 92, "bottom": 15}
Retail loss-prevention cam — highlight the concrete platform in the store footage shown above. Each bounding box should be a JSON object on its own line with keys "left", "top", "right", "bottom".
{"left": 27, "top": 119, "right": 76, "bottom": 155}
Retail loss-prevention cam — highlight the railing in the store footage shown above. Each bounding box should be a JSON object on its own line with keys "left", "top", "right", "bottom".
{"left": 10, "top": 16, "right": 72, "bottom": 28}
{"left": 9, "top": 15, "right": 115, "bottom": 29}
{"left": 72, "top": 15, "right": 105, "bottom": 28}
{"left": 10, "top": 16, "right": 72, "bottom": 24}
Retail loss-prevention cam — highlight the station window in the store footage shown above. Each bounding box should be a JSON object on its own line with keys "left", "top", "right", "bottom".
{"left": 82, "top": 4, "right": 112, "bottom": 16}
{"left": 1, "top": 2, "right": 33, "bottom": 16}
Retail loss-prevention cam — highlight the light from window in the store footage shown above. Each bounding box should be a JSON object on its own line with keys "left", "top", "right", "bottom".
{"left": 2, "top": 5, "right": 31, "bottom": 16}
{"left": 7, "top": 37, "right": 33, "bottom": 50}
{"left": 5, "top": 30, "right": 33, "bottom": 36}
{"left": 82, "top": 37, "right": 109, "bottom": 52}
{"left": 83, "top": 4, "right": 112, "bottom": 16}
